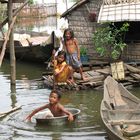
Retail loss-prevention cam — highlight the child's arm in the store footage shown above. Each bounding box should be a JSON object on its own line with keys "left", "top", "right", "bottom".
{"left": 59, "top": 104, "right": 74, "bottom": 121}
{"left": 25, "top": 104, "right": 49, "bottom": 122}
{"left": 54, "top": 62, "right": 67, "bottom": 75}
{"left": 74, "top": 38, "right": 80, "bottom": 60}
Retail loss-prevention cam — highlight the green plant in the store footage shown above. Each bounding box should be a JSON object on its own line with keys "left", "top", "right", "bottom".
{"left": 93, "top": 22, "right": 129, "bottom": 61}
{"left": 80, "top": 46, "right": 87, "bottom": 56}
{"left": 28, "top": 0, "right": 34, "bottom": 5}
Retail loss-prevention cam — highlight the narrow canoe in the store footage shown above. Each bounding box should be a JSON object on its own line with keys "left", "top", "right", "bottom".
{"left": 101, "top": 76, "right": 140, "bottom": 140}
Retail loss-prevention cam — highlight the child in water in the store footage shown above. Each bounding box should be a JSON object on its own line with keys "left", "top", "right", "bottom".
{"left": 25, "top": 90, "right": 74, "bottom": 122}
{"left": 63, "top": 28, "right": 87, "bottom": 81}
{"left": 53, "top": 50, "right": 74, "bottom": 84}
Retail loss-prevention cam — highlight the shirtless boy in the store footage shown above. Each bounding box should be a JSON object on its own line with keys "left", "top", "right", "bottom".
{"left": 25, "top": 90, "right": 74, "bottom": 122}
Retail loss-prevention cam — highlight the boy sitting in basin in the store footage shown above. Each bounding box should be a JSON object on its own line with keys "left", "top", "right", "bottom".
{"left": 25, "top": 90, "right": 74, "bottom": 122}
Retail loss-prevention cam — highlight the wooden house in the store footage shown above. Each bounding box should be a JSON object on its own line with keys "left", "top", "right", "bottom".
{"left": 61, "top": 0, "right": 140, "bottom": 65}
{"left": 98, "top": 0, "right": 140, "bottom": 63}
{"left": 61, "top": 0, "right": 103, "bottom": 66}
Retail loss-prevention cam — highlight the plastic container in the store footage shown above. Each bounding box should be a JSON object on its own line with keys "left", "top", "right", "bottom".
{"left": 111, "top": 61, "right": 125, "bottom": 80}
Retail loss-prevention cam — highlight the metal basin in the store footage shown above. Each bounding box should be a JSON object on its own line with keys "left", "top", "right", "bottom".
{"left": 35, "top": 108, "right": 80, "bottom": 125}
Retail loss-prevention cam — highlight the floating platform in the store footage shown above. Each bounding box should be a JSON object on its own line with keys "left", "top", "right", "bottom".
{"left": 43, "top": 63, "right": 140, "bottom": 91}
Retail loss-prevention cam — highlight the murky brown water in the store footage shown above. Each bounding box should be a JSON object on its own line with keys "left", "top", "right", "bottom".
{"left": 0, "top": 59, "right": 140, "bottom": 140}
{"left": 0, "top": 59, "right": 106, "bottom": 140}
{"left": 0, "top": 15, "right": 140, "bottom": 139}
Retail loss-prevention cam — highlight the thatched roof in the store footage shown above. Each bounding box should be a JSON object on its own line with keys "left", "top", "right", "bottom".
{"left": 61, "top": 0, "right": 89, "bottom": 18}
{"left": 98, "top": 0, "right": 140, "bottom": 22}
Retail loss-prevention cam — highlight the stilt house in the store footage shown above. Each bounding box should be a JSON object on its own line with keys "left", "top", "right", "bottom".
{"left": 61, "top": 0, "right": 140, "bottom": 65}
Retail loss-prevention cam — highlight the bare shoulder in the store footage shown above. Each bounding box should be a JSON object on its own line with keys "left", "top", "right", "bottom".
{"left": 73, "top": 38, "right": 78, "bottom": 45}
{"left": 40, "top": 103, "right": 49, "bottom": 109}
{"left": 73, "top": 38, "right": 78, "bottom": 42}
{"left": 57, "top": 103, "right": 64, "bottom": 110}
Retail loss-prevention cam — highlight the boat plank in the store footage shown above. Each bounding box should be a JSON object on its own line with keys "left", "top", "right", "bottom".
{"left": 109, "top": 120, "right": 140, "bottom": 125}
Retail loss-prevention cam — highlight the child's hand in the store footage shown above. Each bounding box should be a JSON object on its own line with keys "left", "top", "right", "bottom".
{"left": 52, "top": 49, "right": 56, "bottom": 55}
{"left": 54, "top": 71, "right": 59, "bottom": 75}
{"left": 68, "top": 114, "right": 74, "bottom": 122}
{"left": 78, "top": 55, "right": 80, "bottom": 60}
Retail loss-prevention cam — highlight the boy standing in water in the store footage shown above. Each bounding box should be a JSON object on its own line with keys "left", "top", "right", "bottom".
{"left": 25, "top": 90, "right": 74, "bottom": 122}
{"left": 63, "top": 28, "right": 86, "bottom": 81}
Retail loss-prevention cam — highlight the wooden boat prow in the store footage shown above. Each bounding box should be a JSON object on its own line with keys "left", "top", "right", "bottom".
{"left": 101, "top": 76, "right": 140, "bottom": 140}
{"left": 35, "top": 108, "right": 80, "bottom": 126}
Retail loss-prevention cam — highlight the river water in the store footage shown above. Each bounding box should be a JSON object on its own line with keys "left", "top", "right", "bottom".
{"left": 1, "top": 10, "right": 140, "bottom": 139}
{"left": 0, "top": 59, "right": 140, "bottom": 140}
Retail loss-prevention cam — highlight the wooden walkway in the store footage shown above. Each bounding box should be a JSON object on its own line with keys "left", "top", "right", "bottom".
{"left": 43, "top": 63, "right": 140, "bottom": 91}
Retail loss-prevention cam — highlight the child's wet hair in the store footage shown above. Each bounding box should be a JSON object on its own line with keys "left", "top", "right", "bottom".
{"left": 57, "top": 50, "right": 66, "bottom": 60}
{"left": 50, "top": 90, "right": 62, "bottom": 99}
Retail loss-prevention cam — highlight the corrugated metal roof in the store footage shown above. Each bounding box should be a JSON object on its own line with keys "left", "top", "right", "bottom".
{"left": 61, "top": 0, "right": 89, "bottom": 18}
{"left": 98, "top": 1, "right": 140, "bottom": 23}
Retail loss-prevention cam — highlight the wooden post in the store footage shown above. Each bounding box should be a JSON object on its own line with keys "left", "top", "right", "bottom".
{"left": 65, "top": 0, "right": 68, "bottom": 10}
{"left": 0, "top": 0, "right": 29, "bottom": 67}
{"left": 8, "top": 0, "right": 16, "bottom": 85}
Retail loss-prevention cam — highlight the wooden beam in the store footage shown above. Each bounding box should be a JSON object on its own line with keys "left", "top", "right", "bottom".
{"left": 0, "top": 0, "right": 29, "bottom": 29}
{"left": 13, "top": 0, "right": 26, "bottom": 3}
{"left": 109, "top": 120, "right": 140, "bottom": 125}
{"left": 0, "top": 0, "right": 25, "bottom": 3}
{"left": 0, "top": 0, "right": 8, "bottom": 3}
{"left": 0, "top": 0, "right": 29, "bottom": 67}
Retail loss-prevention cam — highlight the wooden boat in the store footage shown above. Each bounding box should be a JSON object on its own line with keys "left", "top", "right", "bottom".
{"left": 35, "top": 108, "right": 80, "bottom": 125}
{"left": 0, "top": 31, "right": 59, "bottom": 63}
{"left": 101, "top": 76, "right": 140, "bottom": 140}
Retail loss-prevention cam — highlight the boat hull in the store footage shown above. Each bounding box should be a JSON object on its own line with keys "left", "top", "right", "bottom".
{"left": 101, "top": 76, "right": 140, "bottom": 140}
{"left": 4, "top": 43, "right": 54, "bottom": 63}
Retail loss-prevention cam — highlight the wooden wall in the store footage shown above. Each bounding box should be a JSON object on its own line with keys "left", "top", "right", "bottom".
{"left": 66, "top": 0, "right": 140, "bottom": 64}
{"left": 125, "top": 43, "right": 140, "bottom": 62}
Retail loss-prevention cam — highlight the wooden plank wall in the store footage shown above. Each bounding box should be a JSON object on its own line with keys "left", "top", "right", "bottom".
{"left": 124, "top": 43, "right": 140, "bottom": 62}
{"left": 67, "top": 0, "right": 140, "bottom": 64}
{"left": 67, "top": 0, "right": 107, "bottom": 65}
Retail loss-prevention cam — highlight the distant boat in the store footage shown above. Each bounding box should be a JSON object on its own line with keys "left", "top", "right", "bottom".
{"left": 101, "top": 76, "right": 140, "bottom": 140}
{"left": 0, "top": 31, "right": 59, "bottom": 63}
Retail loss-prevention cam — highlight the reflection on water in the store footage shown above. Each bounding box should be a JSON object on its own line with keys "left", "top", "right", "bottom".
{"left": 0, "top": 60, "right": 109, "bottom": 140}
{"left": 0, "top": 60, "right": 140, "bottom": 140}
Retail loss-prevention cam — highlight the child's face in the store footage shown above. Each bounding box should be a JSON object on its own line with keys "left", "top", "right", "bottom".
{"left": 65, "top": 31, "right": 71, "bottom": 40}
{"left": 57, "top": 55, "right": 65, "bottom": 63}
{"left": 49, "top": 93, "right": 59, "bottom": 104}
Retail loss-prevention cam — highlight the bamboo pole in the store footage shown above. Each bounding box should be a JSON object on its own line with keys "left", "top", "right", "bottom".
{"left": 0, "top": 0, "right": 29, "bottom": 67}
{"left": 0, "top": 16, "right": 17, "bottom": 67}
{"left": 8, "top": 0, "right": 16, "bottom": 85}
